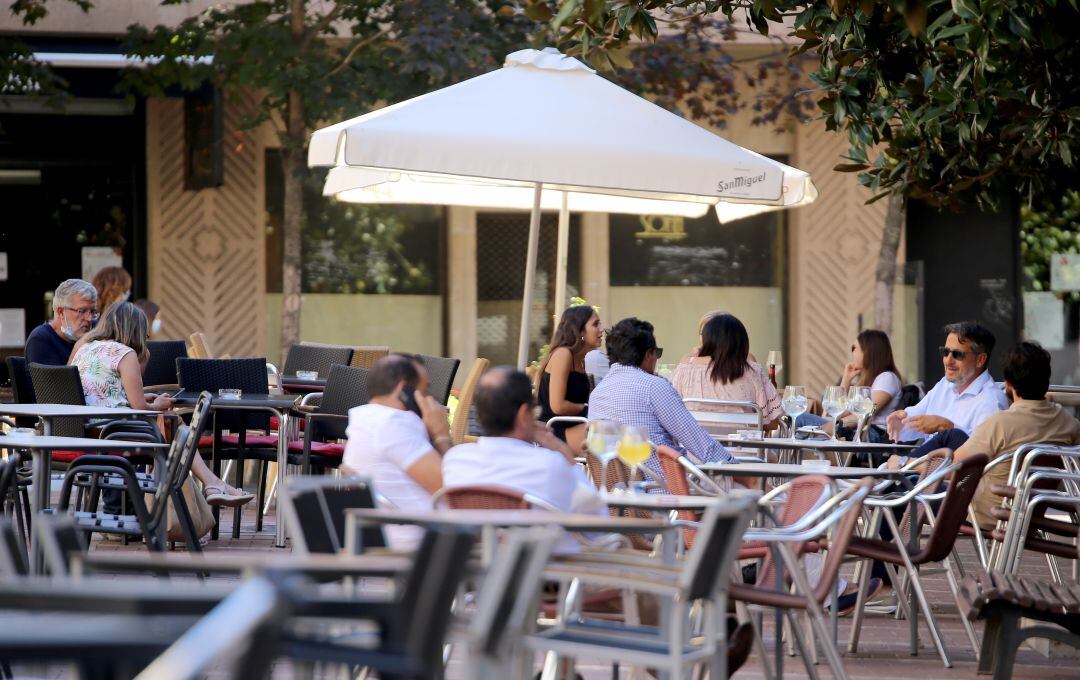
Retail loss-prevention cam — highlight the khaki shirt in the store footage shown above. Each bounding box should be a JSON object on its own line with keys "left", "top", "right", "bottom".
{"left": 956, "top": 399, "right": 1080, "bottom": 529}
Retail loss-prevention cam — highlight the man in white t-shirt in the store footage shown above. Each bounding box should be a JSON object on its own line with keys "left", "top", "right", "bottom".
{"left": 443, "top": 367, "right": 607, "bottom": 552}
{"left": 341, "top": 354, "right": 452, "bottom": 550}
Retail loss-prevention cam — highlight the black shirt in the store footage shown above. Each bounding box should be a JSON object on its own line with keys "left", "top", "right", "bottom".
{"left": 537, "top": 369, "right": 592, "bottom": 441}
{"left": 24, "top": 322, "right": 75, "bottom": 367}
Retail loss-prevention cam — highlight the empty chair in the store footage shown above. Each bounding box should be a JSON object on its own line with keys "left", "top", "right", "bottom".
{"left": 143, "top": 339, "right": 188, "bottom": 390}
{"left": 450, "top": 358, "right": 489, "bottom": 445}
{"left": 416, "top": 354, "right": 460, "bottom": 405}
{"left": 6, "top": 356, "right": 35, "bottom": 413}
{"left": 288, "top": 364, "right": 370, "bottom": 474}
{"left": 283, "top": 343, "right": 353, "bottom": 378}
{"left": 350, "top": 346, "right": 389, "bottom": 369}
{"left": 28, "top": 363, "right": 86, "bottom": 438}
{"left": 280, "top": 476, "right": 385, "bottom": 554}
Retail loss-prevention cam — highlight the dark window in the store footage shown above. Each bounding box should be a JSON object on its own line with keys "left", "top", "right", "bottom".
{"left": 265, "top": 150, "right": 443, "bottom": 295}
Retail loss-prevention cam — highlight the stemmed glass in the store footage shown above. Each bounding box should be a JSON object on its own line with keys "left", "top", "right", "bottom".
{"left": 847, "top": 386, "right": 873, "bottom": 441}
{"left": 616, "top": 424, "right": 652, "bottom": 494}
{"left": 781, "top": 386, "right": 808, "bottom": 440}
{"left": 823, "top": 385, "right": 847, "bottom": 442}
{"left": 585, "top": 420, "right": 621, "bottom": 492}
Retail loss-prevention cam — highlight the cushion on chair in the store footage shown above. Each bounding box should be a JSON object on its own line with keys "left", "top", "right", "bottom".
{"left": 286, "top": 440, "right": 345, "bottom": 457}
{"left": 198, "top": 434, "right": 279, "bottom": 448}
{"left": 52, "top": 450, "right": 87, "bottom": 464}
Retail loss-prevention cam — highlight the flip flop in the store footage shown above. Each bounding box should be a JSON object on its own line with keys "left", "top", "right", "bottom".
{"left": 203, "top": 485, "right": 255, "bottom": 507}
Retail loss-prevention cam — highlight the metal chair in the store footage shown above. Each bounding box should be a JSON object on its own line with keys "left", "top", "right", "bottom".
{"left": 282, "top": 342, "right": 353, "bottom": 378}
{"left": 279, "top": 475, "right": 385, "bottom": 554}
{"left": 845, "top": 454, "right": 988, "bottom": 667}
{"left": 730, "top": 479, "right": 872, "bottom": 680}
{"left": 525, "top": 493, "right": 759, "bottom": 679}
{"left": 417, "top": 354, "right": 460, "bottom": 405}
{"left": 682, "top": 397, "right": 763, "bottom": 435}
{"left": 143, "top": 339, "right": 187, "bottom": 390}
{"left": 451, "top": 358, "right": 490, "bottom": 445}
{"left": 56, "top": 426, "right": 195, "bottom": 552}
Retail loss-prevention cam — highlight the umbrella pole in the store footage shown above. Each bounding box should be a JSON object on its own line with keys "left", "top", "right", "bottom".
{"left": 554, "top": 191, "right": 570, "bottom": 315}
{"left": 517, "top": 182, "right": 544, "bottom": 369}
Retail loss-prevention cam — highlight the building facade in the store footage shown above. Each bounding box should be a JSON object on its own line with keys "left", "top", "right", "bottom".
{"left": 2, "top": 4, "right": 927, "bottom": 395}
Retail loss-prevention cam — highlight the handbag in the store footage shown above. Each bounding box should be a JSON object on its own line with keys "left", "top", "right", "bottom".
{"left": 149, "top": 475, "right": 216, "bottom": 543}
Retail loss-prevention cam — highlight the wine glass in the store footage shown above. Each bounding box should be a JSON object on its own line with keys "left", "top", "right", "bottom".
{"left": 616, "top": 424, "right": 652, "bottom": 494}
{"left": 823, "top": 385, "right": 847, "bottom": 442}
{"left": 781, "top": 385, "right": 808, "bottom": 440}
{"left": 847, "top": 386, "right": 873, "bottom": 441}
{"left": 585, "top": 420, "right": 621, "bottom": 492}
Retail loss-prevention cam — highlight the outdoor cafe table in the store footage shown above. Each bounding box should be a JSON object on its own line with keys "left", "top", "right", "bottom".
{"left": 699, "top": 461, "right": 909, "bottom": 481}
{"left": 711, "top": 436, "right": 915, "bottom": 463}
{"left": 171, "top": 391, "right": 301, "bottom": 548}
{"left": 0, "top": 433, "right": 168, "bottom": 573}
{"left": 600, "top": 491, "right": 736, "bottom": 512}
{"left": 344, "top": 508, "right": 674, "bottom": 566}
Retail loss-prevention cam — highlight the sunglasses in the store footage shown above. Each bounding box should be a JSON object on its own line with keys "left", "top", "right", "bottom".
{"left": 939, "top": 346, "right": 970, "bottom": 361}
{"left": 652, "top": 347, "right": 664, "bottom": 359}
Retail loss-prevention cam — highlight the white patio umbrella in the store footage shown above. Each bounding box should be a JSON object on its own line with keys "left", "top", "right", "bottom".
{"left": 309, "top": 48, "right": 817, "bottom": 369}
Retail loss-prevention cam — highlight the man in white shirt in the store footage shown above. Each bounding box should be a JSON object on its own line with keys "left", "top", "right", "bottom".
{"left": 443, "top": 367, "right": 605, "bottom": 528}
{"left": 341, "top": 354, "right": 452, "bottom": 550}
{"left": 886, "top": 321, "right": 1008, "bottom": 458}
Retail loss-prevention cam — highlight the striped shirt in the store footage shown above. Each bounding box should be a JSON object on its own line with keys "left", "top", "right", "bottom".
{"left": 588, "top": 363, "right": 734, "bottom": 472}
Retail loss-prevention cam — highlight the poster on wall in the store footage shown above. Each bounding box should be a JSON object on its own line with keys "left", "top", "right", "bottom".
{"left": 0, "top": 308, "right": 26, "bottom": 347}
{"left": 1023, "top": 291, "right": 1065, "bottom": 350}
{"left": 1050, "top": 253, "right": 1080, "bottom": 292}
{"left": 81, "top": 247, "right": 123, "bottom": 282}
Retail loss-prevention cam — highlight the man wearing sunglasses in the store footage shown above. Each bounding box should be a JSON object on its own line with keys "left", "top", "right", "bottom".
{"left": 886, "top": 321, "right": 1008, "bottom": 455}
{"left": 24, "top": 278, "right": 99, "bottom": 368}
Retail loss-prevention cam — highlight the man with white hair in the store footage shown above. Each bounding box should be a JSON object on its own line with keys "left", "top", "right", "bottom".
{"left": 25, "top": 279, "right": 98, "bottom": 366}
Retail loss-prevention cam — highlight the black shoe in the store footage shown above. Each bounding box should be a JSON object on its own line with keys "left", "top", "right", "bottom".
{"left": 834, "top": 578, "right": 883, "bottom": 616}
{"left": 741, "top": 563, "right": 757, "bottom": 584}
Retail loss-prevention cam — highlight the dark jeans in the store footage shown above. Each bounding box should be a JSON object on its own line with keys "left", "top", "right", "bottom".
{"left": 871, "top": 428, "right": 968, "bottom": 584}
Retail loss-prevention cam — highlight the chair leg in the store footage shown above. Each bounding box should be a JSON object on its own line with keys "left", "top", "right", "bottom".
{"left": 847, "top": 556, "right": 875, "bottom": 653}
{"left": 784, "top": 610, "right": 822, "bottom": 680}
{"left": 172, "top": 489, "right": 203, "bottom": 554}
{"left": 885, "top": 515, "right": 952, "bottom": 667}
{"left": 232, "top": 454, "right": 245, "bottom": 539}
{"left": 255, "top": 460, "right": 269, "bottom": 533}
{"left": 942, "top": 553, "right": 980, "bottom": 659}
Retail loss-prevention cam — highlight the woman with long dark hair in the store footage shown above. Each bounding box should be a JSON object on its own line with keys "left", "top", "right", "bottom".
{"left": 537, "top": 305, "right": 603, "bottom": 444}
{"left": 672, "top": 313, "right": 782, "bottom": 431}
{"left": 840, "top": 329, "right": 903, "bottom": 442}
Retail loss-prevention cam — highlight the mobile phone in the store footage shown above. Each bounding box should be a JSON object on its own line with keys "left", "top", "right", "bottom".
{"left": 398, "top": 388, "right": 422, "bottom": 417}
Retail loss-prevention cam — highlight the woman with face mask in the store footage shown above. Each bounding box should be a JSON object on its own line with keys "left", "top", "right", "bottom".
{"left": 134, "top": 299, "right": 162, "bottom": 339}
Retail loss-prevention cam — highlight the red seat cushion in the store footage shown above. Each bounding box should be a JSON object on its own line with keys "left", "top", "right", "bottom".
{"left": 286, "top": 440, "right": 345, "bottom": 457}
{"left": 198, "top": 434, "right": 279, "bottom": 448}
{"left": 52, "top": 450, "right": 87, "bottom": 464}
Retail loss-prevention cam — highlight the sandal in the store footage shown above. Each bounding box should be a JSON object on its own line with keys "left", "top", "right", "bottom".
{"left": 203, "top": 484, "right": 255, "bottom": 507}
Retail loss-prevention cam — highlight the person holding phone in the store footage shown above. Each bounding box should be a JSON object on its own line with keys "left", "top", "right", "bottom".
{"left": 341, "top": 354, "right": 451, "bottom": 550}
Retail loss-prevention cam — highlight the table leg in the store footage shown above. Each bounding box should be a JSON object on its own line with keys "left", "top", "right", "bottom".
{"left": 274, "top": 410, "right": 289, "bottom": 548}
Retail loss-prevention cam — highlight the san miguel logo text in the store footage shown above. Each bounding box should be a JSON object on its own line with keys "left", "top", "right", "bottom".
{"left": 716, "top": 172, "right": 768, "bottom": 195}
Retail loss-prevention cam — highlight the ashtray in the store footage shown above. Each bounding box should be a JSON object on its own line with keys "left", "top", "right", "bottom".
{"left": 295, "top": 370, "right": 319, "bottom": 380}
{"left": 218, "top": 388, "right": 242, "bottom": 400}
{"left": 801, "top": 458, "right": 831, "bottom": 469}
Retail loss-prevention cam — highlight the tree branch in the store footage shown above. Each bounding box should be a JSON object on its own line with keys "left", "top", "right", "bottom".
{"left": 300, "top": 0, "right": 346, "bottom": 53}
{"left": 321, "top": 27, "right": 391, "bottom": 80}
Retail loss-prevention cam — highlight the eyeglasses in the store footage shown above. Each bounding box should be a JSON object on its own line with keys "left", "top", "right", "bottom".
{"left": 851, "top": 344, "right": 856, "bottom": 353}
{"left": 653, "top": 347, "right": 664, "bottom": 359}
{"left": 939, "top": 346, "right": 970, "bottom": 361}
{"left": 62, "top": 306, "right": 95, "bottom": 317}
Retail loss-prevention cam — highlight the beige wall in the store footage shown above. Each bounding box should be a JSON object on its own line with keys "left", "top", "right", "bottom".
{"left": 264, "top": 293, "right": 443, "bottom": 362}
{"left": 608, "top": 287, "right": 784, "bottom": 370}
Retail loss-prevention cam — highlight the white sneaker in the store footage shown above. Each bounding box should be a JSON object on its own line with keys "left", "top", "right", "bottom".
{"left": 865, "top": 587, "right": 898, "bottom": 614}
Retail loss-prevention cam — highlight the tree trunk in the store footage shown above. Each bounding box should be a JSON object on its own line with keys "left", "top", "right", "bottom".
{"left": 279, "top": 0, "right": 306, "bottom": 366}
{"left": 873, "top": 192, "right": 905, "bottom": 336}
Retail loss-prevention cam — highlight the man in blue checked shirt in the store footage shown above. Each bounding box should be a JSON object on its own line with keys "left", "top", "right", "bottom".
{"left": 588, "top": 317, "right": 735, "bottom": 475}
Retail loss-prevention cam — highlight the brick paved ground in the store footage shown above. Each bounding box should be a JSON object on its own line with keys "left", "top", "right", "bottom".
{"left": 15, "top": 495, "right": 1080, "bottom": 679}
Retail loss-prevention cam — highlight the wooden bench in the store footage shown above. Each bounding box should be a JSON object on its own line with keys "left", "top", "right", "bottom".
{"left": 958, "top": 569, "right": 1080, "bottom": 678}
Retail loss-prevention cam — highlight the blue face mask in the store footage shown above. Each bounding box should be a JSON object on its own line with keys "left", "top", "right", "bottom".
{"left": 60, "top": 325, "right": 79, "bottom": 341}
{"left": 121, "top": 290, "right": 131, "bottom": 302}
{"left": 151, "top": 318, "right": 162, "bottom": 335}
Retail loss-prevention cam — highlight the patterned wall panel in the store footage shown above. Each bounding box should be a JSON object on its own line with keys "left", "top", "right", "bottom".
{"left": 789, "top": 123, "right": 888, "bottom": 394}
{"left": 146, "top": 96, "right": 266, "bottom": 359}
